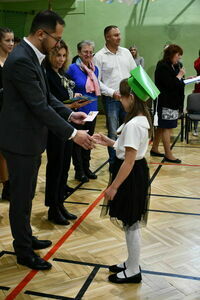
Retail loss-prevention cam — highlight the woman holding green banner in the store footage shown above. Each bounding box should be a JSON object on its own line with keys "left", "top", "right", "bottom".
{"left": 93, "top": 66, "right": 159, "bottom": 284}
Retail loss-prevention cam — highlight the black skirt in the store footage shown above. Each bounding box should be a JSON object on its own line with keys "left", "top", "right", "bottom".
{"left": 157, "top": 106, "right": 178, "bottom": 129}
{"left": 101, "top": 157, "right": 150, "bottom": 229}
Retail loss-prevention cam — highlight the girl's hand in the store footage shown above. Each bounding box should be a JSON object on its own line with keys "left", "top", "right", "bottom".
{"left": 93, "top": 133, "right": 114, "bottom": 147}
{"left": 105, "top": 185, "right": 117, "bottom": 201}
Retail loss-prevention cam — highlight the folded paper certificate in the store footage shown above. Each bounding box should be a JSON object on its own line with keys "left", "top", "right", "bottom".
{"left": 184, "top": 76, "right": 200, "bottom": 85}
{"left": 84, "top": 111, "right": 99, "bottom": 122}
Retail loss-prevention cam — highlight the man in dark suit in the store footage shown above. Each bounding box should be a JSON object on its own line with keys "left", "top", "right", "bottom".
{"left": 0, "top": 10, "right": 93, "bottom": 270}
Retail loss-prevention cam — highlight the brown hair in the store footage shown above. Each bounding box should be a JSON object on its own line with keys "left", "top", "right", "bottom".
{"left": 162, "top": 44, "right": 183, "bottom": 63}
{"left": 0, "top": 27, "right": 13, "bottom": 41}
{"left": 47, "top": 40, "right": 69, "bottom": 74}
{"left": 119, "top": 79, "right": 152, "bottom": 137}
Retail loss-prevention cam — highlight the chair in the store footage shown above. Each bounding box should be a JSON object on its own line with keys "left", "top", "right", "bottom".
{"left": 178, "top": 109, "right": 184, "bottom": 142}
{"left": 185, "top": 93, "right": 200, "bottom": 143}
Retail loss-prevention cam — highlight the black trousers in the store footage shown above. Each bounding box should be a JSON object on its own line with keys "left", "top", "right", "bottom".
{"left": 2, "top": 150, "right": 41, "bottom": 258}
{"left": 72, "top": 119, "right": 96, "bottom": 173}
{"left": 45, "top": 131, "right": 73, "bottom": 207}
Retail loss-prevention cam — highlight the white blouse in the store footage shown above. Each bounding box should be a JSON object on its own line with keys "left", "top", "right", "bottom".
{"left": 113, "top": 116, "right": 150, "bottom": 160}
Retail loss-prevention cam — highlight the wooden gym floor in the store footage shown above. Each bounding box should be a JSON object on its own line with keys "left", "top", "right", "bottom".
{"left": 1, "top": 115, "right": 200, "bottom": 300}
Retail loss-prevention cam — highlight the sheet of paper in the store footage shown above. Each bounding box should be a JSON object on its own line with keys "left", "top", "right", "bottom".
{"left": 184, "top": 75, "right": 200, "bottom": 85}
{"left": 84, "top": 111, "right": 99, "bottom": 122}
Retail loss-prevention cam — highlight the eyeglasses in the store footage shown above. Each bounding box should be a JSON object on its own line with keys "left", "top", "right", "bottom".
{"left": 43, "top": 30, "right": 62, "bottom": 46}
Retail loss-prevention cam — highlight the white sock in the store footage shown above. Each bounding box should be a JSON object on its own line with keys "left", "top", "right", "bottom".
{"left": 117, "top": 222, "right": 140, "bottom": 279}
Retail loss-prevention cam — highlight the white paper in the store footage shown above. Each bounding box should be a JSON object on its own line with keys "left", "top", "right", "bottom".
{"left": 84, "top": 111, "right": 99, "bottom": 122}
{"left": 184, "top": 75, "right": 200, "bottom": 85}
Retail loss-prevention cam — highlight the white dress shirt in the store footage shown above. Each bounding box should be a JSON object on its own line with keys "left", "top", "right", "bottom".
{"left": 23, "top": 37, "right": 45, "bottom": 65}
{"left": 93, "top": 45, "right": 137, "bottom": 97}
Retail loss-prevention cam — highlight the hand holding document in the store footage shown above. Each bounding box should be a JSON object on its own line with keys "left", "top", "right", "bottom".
{"left": 84, "top": 111, "right": 99, "bottom": 122}
{"left": 184, "top": 75, "right": 200, "bottom": 85}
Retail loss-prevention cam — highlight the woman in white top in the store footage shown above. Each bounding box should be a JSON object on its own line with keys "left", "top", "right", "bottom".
{"left": 94, "top": 77, "right": 153, "bottom": 284}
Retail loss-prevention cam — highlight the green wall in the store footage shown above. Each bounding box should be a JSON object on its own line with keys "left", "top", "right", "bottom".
{"left": 1, "top": 0, "right": 200, "bottom": 98}
{"left": 63, "top": 0, "right": 200, "bottom": 96}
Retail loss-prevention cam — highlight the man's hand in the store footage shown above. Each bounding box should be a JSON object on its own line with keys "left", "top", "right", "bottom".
{"left": 72, "top": 130, "right": 94, "bottom": 150}
{"left": 113, "top": 91, "right": 121, "bottom": 101}
{"left": 70, "top": 112, "right": 87, "bottom": 125}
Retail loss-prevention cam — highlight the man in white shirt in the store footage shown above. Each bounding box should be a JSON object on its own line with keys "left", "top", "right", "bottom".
{"left": 94, "top": 25, "right": 136, "bottom": 171}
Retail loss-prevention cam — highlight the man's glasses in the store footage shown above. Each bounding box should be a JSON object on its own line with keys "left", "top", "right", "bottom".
{"left": 43, "top": 30, "right": 62, "bottom": 46}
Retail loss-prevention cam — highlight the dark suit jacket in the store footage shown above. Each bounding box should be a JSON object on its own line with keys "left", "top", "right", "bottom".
{"left": 0, "top": 40, "right": 74, "bottom": 155}
{"left": 155, "top": 60, "right": 185, "bottom": 110}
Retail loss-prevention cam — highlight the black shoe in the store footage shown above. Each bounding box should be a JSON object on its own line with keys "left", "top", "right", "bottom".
{"left": 48, "top": 207, "right": 70, "bottom": 225}
{"left": 150, "top": 150, "right": 164, "bottom": 157}
{"left": 2, "top": 180, "right": 10, "bottom": 201}
{"left": 17, "top": 252, "right": 52, "bottom": 270}
{"left": 75, "top": 172, "right": 89, "bottom": 183}
{"left": 32, "top": 236, "right": 52, "bottom": 250}
{"left": 164, "top": 156, "right": 181, "bottom": 163}
{"left": 59, "top": 205, "right": 77, "bottom": 220}
{"left": 109, "top": 262, "right": 126, "bottom": 273}
{"left": 108, "top": 270, "right": 142, "bottom": 284}
{"left": 84, "top": 169, "right": 97, "bottom": 179}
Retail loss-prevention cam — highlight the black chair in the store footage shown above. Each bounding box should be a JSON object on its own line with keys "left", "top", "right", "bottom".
{"left": 178, "top": 110, "right": 184, "bottom": 142}
{"left": 185, "top": 93, "right": 200, "bottom": 143}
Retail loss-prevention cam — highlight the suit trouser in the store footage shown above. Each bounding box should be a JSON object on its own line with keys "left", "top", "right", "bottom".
{"left": 72, "top": 119, "right": 96, "bottom": 173}
{"left": 2, "top": 150, "right": 41, "bottom": 258}
{"left": 45, "top": 131, "right": 73, "bottom": 207}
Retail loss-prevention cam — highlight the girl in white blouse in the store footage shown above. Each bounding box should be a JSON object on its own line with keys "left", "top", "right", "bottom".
{"left": 93, "top": 78, "right": 153, "bottom": 284}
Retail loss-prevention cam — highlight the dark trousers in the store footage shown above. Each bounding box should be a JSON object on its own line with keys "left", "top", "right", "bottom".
{"left": 72, "top": 119, "right": 96, "bottom": 173}
{"left": 2, "top": 150, "right": 41, "bottom": 258}
{"left": 45, "top": 131, "right": 73, "bottom": 207}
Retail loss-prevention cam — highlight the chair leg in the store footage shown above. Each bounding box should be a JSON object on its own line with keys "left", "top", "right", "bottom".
{"left": 186, "top": 118, "right": 190, "bottom": 144}
{"left": 180, "top": 115, "right": 184, "bottom": 142}
{"left": 185, "top": 115, "right": 187, "bottom": 140}
{"left": 185, "top": 116, "right": 188, "bottom": 143}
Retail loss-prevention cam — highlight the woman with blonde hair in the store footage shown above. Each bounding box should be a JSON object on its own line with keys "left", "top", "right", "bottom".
{"left": 45, "top": 40, "right": 87, "bottom": 225}
{"left": 129, "top": 45, "right": 144, "bottom": 67}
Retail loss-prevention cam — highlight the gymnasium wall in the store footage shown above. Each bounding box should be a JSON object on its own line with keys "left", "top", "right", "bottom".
{"left": 1, "top": 0, "right": 199, "bottom": 97}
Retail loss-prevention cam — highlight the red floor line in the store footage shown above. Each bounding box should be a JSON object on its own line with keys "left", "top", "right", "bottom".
{"left": 149, "top": 162, "right": 200, "bottom": 167}
{"left": 5, "top": 190, "right": 105, "bottom": 300}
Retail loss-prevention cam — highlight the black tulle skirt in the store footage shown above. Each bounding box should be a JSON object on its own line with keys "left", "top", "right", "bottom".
{"left": 101, "top": 157, "right": 150, "bottom": 229}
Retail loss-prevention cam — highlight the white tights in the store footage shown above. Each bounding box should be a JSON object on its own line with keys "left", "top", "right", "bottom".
{"left": 117, "top": 222, "right": 140, "bottom": 278}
